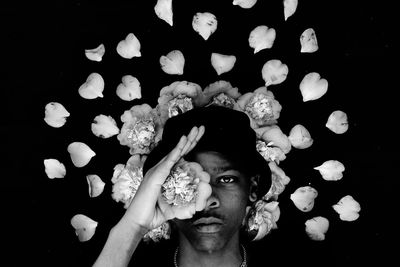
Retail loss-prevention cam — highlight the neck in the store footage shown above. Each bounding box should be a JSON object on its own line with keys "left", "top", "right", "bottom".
{"left": 176, "top": 233, "right": 243, "bottom": 267}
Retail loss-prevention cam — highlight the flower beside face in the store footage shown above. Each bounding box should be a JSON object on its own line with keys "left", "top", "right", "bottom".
{"left": 237, "top": 87, "right": 282, "bottom": 128}
{"left": 167, "top": 94, "right": 194, "bottom": 117}
{"left": 256, "top": 140, "right": 286, "bottom": 164}
{"left": 143, "top": 222, "right": 171, "bottom": 242}
{"left": 117, "top": 104, "right": 162, "bottom": 155}
{"left": 111, "top": 155, "right": 146, "bottom": 208}
{"left": 264, "top": 161, "right": 291, "bottom": 201}
{"left": 247, "top": 200, "right": 280, "bottom": 241}
{"left": 200, "top": 80, "right": 241, "bottom": 108}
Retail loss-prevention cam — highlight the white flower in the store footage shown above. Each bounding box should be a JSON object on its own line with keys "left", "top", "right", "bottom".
{"left": 154, "top": 0, "right": 173, "bottom": 26}
{"left": 67, "top": 142, "right": 96, "bottom": 168}
{"left": 290, "top": 186, "right": 318, "bottom": 212}
{"left": 91, "top": 114, "right": 120, "bottom": 138}
{"left": 143, "top": 222, "right": 171, "bottom": 242}
{"left": 192, "top": 12, "right": 217, "bottom": 40}
{"left": 300, "top": 28, "right": 318, "bottom": 53}
{"left": 160, "top": 50, "right": 185, "bottom": 75}
{"left": 111, "top": 155, "right": 146, "bottom": 208}
{"left": 116, "top": 33, "right": 141, "bottom": 59}
{"left": 200, "top": 80, "right": 241, "bottom": 108}
{"left": 211, "top": 53, "right": 236, "bottom": 75}
{"left": 248, "top": 25, "right": 276, "bottom": 53}
{"left": 246, "top": 200, "right": 280, "bottom": 241}
{"left": 116, "top": 75, "right": 142, "bottom": 101}
{"left": 264, "top": 161, "right": 290, "bottom": 201}
{"left": 305, "top": 216, "right": 329, "bottom": 241}
{"left": 86, "top": 174, "right": 105, "bottom": 198}
{"left": 314, "top": 160, "right": 345, "bottom": 181}
{"left": 255, "top": 125, "right": 291, "bottom": 154}
{"left": 85, "top": 44, "right": 105, "bottom": 62}
{"left": 44, "top": 102, "right": 70, "bottom": 128}
{"left": 288, "top": 124, "right": 313, "bottom": 149}
{"left": 44, "top": 159, "right": 66, "bottom": 179}
{"left": 256, "top": 140, "right": 286, "bottom": 164}
{"left": 326, "top": 110, "right": 349, "bottom": 134}
{"left": 261, "top": 59, "right": 289, "bottom": 87}
{"left": 332, "top": 195, "right": 361, "bottom": 221}
{"left": 283, "top": 0, "right": 298, "bottom": 21}
{"left": 70, "top": 214, "right": 98, "bottom": 242}
{"left": 299, "top": 72, "right": 328, "bottom": 102}
{"left": 78, "top": 72, "right": 104, "bottom": 99}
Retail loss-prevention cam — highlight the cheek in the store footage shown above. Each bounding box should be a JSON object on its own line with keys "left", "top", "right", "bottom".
{"left": 219, "top": 189, "right": 249, "bottom": 222}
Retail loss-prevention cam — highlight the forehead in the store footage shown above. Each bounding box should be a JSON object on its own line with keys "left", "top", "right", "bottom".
{"left": 192, "top": 151, "right": 236, "bottom": 174}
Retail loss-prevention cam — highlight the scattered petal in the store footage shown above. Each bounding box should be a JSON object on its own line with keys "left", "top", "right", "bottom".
{"left": 67, "top": 142, "right": 96, "bottom": 168}
{"left": 300, "top": 28, "right": 318, "bottom": 53}
{"left": 283, "top": 0, "right": 298, "bottom": 21}
{"left": 305, "top": 216, "right": 329, "bottom": 241}
{"left": 84, "top": 44, "right": 105, "bottom": 62}
{"left": 314, "top": 160, "right": 345, "bottom": 181}
{"left": 288, "top": 124, "right": 313, "bottom": 149}
{"left": 290, "top": 186, "right": 318, "bottom": 212}
{"left": 232, "top": 0, "right": 257, "bottom": 9}
{"left": 326, "top": 110, "right": 349, "bottom": 134}
{"left": 249, "top": 25, "right": 276, "bottom": 53}
{"left": 192, "top": 12, "right": 217, "bottom": 40}
{"left": 44, "top": 159, "right": 66, "bottom": 179}
{"left": 78, "top": 73, "right": 104, "bottom": 99}
{"left": 116, "top": 75, "right": 142, "bottom": 101}
{"left": 299, "top": 72, "right": 328, "bottom": 102}
{"left": 160, "top": 50, "right": 185, "bottom": 75}
{"left": 211, "top": 53, "right": 236, "bottom": 75}
{"left": 91, "top": 114, "right": 120, "bottom": 138}
{"left": 332, "top": 195, "right": 361, "bottom": 221}
{"left": 116, "top": 33, "right": 141, "bottom": 59}
{"left": 44, "top": 102, "right": 70, "bottom": 128}
{"left": 154, "top": 0, "right": 173, "bottom": 26}
{"left": 86, "top": 174, "right": 105, "bottom": 197}
{"left": 70, "top": 214, "right": 98, "bottom": 242}
{"left": 261, "top": 59, "right": 288, "bottom": 87}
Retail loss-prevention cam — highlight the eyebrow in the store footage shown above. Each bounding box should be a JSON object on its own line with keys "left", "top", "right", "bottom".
{"left": 213, "top": 164, "right": 235, "bottom": 174}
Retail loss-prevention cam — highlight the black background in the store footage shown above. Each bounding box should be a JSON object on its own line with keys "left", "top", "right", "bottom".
{"left": 2, "top": 0, "right": 396, "bottom": 266}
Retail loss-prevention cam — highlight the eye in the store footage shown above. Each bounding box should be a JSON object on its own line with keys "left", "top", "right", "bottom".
{"left": 218, "top": 176, "right": 237, "bottom": 184}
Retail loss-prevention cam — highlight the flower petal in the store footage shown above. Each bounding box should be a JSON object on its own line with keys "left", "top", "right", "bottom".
{"left": 299, "top": 72, "right": 328, "bottom": 102}
{"left": 232, "top": 0, "right": 257, "bottom": 9}
{"left": 86, "top": 174, "right": 105, "bottom": 197}
{"left": 314, "top": 160, "right": 345, "bottom": 181}
{"left": 261, "top": 59, "right": 289, "bottom": 86}
{"left": 288, "top": 124, "right": 313, "bottom": 149}
{"left": 249, "top": 25, "right": 276, "bottom": 53}
{"left": 44, "top": 102, "right": 70, "bottom": 128}
{"left": 211, "top": 53, "right": 236, "bottom": 75}
{"left": 192, "top": 12, "right": 217, "bottom": 40}
{"left": 44, "top": 159, "right": 66, "bottom": 179}
{"left": 264, "top": 161, "right": 290, "bottom": 200}
{"left": 116, "top": 33, "right": 141, "bottom": 59}
{"left": 259, "top": 125, "right": 292, "bottom": 154}
{"left": 290, "top": 186, "right": 318, "bottom": 212}
{"left": 78, "top": 73, "right": 104, "bottom": 99}
{"left": 305, "top": 216, "right": 329, "bottom": 241}
{"left": 70, "top": 214, "right": 98, "bottom": 242}
{"left": 300, "top": 28, "right": 318, "bottom": 53}
{"left": 116, "top": 75, "right": 142, "bottom": 101}
{"left": 332, "top": 195, "right": 361, "bottom": 221}
{"left": 283, "top": 0, "right": 298, "bottom": 21}
{"left": 326, "top": 110, "right": 349, "bottom": 134}
{"left": 160, "top": 50, "right": 185, "bottom": 75}
{"left": 67, "top": 142, "right": 96, "bottom": 167}
{"left": 154, "top": 0, "right": 173, "bottom": 26}
{"left": 91, "top": 114, "right": 119, "bottom": 138}
{"left": 85, "top": 44, "right": 105, "bottom": 62}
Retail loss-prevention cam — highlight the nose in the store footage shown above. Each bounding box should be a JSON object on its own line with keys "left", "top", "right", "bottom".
{"left": 204, "top": 190, "right": 220, "bottom": 210}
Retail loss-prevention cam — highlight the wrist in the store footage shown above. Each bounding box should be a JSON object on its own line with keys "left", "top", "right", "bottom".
{"left": 114, "top": 216, "right": 149, "bottom": 237}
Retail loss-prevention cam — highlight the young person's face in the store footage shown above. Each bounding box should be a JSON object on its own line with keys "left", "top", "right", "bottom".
{"left": 174, "top": 151, "right": 251, "bottom": 252}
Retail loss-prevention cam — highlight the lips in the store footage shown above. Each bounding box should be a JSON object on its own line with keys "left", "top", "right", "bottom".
{"left": 193, "top": 217, "right": 223, "bottom": 233}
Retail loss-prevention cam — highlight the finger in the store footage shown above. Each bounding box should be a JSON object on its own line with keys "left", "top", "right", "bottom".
{"left": 185, "top": 125, "right": 205, "bottom": 155}
{"left": 163, "top": 135, "right": 187, "bottom": 169}
{"left": 180, "top": 126, "right": 198, "bottom": 156}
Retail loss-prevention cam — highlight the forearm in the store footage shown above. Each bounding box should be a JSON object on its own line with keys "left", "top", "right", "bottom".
{"left": 93, "top": 218, "right": 148, "bottom": 267}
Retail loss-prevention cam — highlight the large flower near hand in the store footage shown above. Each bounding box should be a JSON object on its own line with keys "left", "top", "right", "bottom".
{"left": 117, "top": 103, "right": 163, "bottom": 155}
{"left": 156, "top": 81, "right": 203, "bottom": 125}
{"left": 160, "top": 159, "right": 211, "bottom": 219}
{"left": 111, "top": 155, "right": 147, "bottom": 208}
{"left": 236, "top": 86, "right": 282, "bottom": 128}
{"left": 199, "top": 80, "right": 242, "bottom": 108}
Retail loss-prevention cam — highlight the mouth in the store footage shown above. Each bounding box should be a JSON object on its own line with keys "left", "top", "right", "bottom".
{"left": 193, "top": 217, "right": 223, "bottom": 233}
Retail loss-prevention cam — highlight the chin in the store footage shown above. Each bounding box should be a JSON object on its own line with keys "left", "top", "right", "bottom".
{"left": 191, "top": 235, "right": 225, "bottom": 253}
